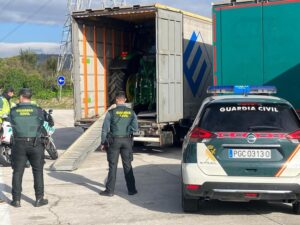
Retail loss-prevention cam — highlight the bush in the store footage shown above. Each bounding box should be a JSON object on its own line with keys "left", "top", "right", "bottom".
{"left": 35, "top": 90, "right": 57, "bottom": 99}
{"left": 0, "top": 52, "right": 73, "bottom": 101}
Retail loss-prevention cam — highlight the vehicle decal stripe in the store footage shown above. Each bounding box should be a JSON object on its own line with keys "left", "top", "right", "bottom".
{"left": 103, "top": 27, "right": 107, "bottom": 111}
{"left": 93, "top": 25, "right": 99, "bottom": 115}
{"left": 275, "top": 144, "right": 300, "bottom": 177}
{"left": 83, "top": 24, "right": 88, "bottom": 118}
{"left": 112, "top": 29, "right": 115, "bottom": 59}
{"left": 215, "top": 132, "right": 286, "bottom": 139}
{"left": 183, "top": 31, "right": 208, "bottom": 96}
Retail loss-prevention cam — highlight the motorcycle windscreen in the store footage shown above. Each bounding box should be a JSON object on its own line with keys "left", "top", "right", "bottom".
{"left": 156, "top": 9, "right": 183, "bottom": 123}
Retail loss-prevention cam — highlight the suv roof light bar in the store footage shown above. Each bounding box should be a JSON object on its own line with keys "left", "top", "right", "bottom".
{"left": 207, "top": 85, "right": 277, "bottom": 95}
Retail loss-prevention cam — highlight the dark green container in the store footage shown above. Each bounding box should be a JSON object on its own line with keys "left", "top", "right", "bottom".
{"left": 213, "top": 0, "right": 300, "bottom": 109}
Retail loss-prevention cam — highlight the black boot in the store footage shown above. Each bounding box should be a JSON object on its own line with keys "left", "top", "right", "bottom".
{"left": 128, "top": 189, "right": 138, "bottom": 195}
{"left": 99, "top": 190, "right": 114, "bottom": 197}
{"left": 10, "top": 200, "right": 21, "bottom": 208}
{"left": 35, "top": 198, "right": 48, "bottom": 207}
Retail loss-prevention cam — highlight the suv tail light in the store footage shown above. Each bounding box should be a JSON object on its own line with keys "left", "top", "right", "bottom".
{"left": 185, "top": 184, "right": 201, "bottom": 190}
{"left": 287, "top": 130, "right": 300, "bottom": 140}
{"left": 189, "top": 127, "right": 216, "bottom": 139}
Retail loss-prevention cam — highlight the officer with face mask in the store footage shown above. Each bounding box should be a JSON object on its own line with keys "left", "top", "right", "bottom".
{"left": 9, "top": 88, "right": 48, "bottom": 207}
{"left": 100, "top": 91, "right": 138, "bottom": 197}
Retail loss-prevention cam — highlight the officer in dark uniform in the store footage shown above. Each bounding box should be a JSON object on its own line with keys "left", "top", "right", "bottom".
{"left": 100, "top": 91, "right": 138, "bottom": 197}
{"left": 10, "top": 88, "right": 51, "bottom": 207}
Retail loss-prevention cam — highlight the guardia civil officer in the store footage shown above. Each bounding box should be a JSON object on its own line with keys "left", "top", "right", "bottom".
{"left": 10, "top": 88, "right": 50, "bottom": 207}
{"left": 100, "top": 91, "right": 138, "bottom": 196}
{"left": 2, "top": 87, "right": 15, "bottom": 107}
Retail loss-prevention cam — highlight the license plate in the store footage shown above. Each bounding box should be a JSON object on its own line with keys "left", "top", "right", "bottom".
{"left": 228, "top": 149, "right": 271, "bottom": 159}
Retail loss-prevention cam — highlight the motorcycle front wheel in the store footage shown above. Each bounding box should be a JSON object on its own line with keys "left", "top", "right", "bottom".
{"left": 0, "top": 145, "right": 11, "bottom": 167}
{"left": 45, "top": 139, "right": 58, "bottom": 160}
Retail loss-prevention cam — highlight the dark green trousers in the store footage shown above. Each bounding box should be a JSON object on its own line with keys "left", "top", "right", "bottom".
{"left": 11, "top": 139, "right": 44, "bottom": 201}
{"left": 106, "top": 137, "right": 136, "bottom": 193}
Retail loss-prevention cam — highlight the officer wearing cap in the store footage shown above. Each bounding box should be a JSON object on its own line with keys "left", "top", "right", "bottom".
{"left": 100, "top": 91, "right": 138, "bottom": 197}
{"left": 9, "top": 88, "right": 49, "bottom": 207}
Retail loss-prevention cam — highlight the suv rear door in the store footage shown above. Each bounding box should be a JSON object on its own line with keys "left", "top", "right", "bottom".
{"left": 197, "top": 101, "right": 300, "bottom": 177}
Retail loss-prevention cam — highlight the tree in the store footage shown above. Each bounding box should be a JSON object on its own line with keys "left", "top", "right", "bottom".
{"left": 46, "top": 57, "right": 58, "bottom": 77}
{"left": 19, "top": 49, "right": 37, "bottom": 67}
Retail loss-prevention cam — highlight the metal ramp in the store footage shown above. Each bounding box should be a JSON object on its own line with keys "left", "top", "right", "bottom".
{"left": 50, "top": 113, "right": 106, "bottom": 171}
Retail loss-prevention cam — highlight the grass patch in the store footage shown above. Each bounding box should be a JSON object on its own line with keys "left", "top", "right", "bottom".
{"left": 35, "top": 96, "right": 74, "bottom": 109}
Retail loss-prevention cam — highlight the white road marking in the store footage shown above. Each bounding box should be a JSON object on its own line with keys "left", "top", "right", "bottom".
{"left": 0, "top": 168, "right": 11, "bottom": 225}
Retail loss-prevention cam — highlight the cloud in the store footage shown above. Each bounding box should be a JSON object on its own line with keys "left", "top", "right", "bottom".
{"left": 0, "top": 42, "right": 60, "bottom": 58}
{"left": 0, "top": 0, "right": 67, "bottom": 25}
{"left": 0, "top": 0, "right": 212, "bottom": 26}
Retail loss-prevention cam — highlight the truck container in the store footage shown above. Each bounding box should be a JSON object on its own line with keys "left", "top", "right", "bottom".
{"left": 213, "top": 0, "right": 300, "bottom": 111}
{"left": 71, "top": 4, "right": 212, "bottom": 145}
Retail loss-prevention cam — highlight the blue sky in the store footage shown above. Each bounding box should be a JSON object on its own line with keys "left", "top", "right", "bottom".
{"left": 0, "top": 0, "right": 212, "bottom": 57}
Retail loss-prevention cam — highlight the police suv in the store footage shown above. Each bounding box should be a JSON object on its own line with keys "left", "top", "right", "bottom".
{"left": 181, "top": 86, "right": 300, "bottom": 214}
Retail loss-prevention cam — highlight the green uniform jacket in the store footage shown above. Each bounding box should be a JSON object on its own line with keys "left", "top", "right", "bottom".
{"left": 10, "top": 102, "right": 45, "bottom": 138}
{"left": 101, "top": 104, "right": 138, "bottom": 144}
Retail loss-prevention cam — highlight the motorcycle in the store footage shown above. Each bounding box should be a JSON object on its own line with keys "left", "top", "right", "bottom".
{"left": 0, "top": 110, "right": 58, "bottom": 167}
{"left": 0, "top": 120, "right": 12, "bottom": 166}
{"left": 42, "top": 109, "right": 58, "bottom": 160}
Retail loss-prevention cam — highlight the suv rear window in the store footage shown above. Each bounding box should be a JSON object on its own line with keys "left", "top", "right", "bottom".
{"left": 199, "top": 103, "right": 300, "bottom": 132}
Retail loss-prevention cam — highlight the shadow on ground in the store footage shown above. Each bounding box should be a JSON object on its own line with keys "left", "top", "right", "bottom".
{"left": 52, "top": 127, "right": 83, "bottom": 150}
{"left": 47, "top": 171, "right": 104, "bottom": 194}
{"left": 47, "top": 164, "right": 295, "bottom": 216}
{"left": 0, "top": 183, "right": 35, "bottom": 205}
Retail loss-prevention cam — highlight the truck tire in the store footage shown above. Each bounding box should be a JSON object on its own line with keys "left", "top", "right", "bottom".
{"left": 45, "top": 139, "right": 58, "bottom": 160}
{"left": 182, "top": 194, "right": 198, "bottom": 213}
{"left": 292, "top": 202, "right": 300, "bottom": 214}
{"left": 108, "top": 70, "right": 126, "bottom": 105}
{"left": 182, "top": 183, "right": 198, "bottom": 213}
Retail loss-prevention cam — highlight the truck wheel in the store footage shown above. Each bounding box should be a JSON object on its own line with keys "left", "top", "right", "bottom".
{"left": 292, "top": 202, "right": 300, "bottom": 214}
{"left": 181, "top": 186, "right": 198, "bottom": 213}
{"left": 182, "top": 195, "right": 198, "bottom": 213}
{"left": 108, "top": 70, "right": 126, "bottom": 105}
{"left": 45, "top": 140, "right": 58, "bottom": 160}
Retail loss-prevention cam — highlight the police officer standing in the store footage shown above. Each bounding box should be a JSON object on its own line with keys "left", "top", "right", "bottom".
{"left": 100, "top": 91, "right": 138, "bottom": 197}
{"left": 2, "top": 87, "right": 15, "bottom": 107}
{"left": 10, "top": 88, "right": 50, "bottom": 207}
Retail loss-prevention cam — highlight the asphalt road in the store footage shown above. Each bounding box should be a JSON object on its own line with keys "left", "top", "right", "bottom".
{"left": 0, "top": 110, "right": 299, "bottom": 225}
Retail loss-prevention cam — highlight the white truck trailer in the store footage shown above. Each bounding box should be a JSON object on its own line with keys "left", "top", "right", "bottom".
{"left": 72, "top": 4, "right": 212, "bottom": 146}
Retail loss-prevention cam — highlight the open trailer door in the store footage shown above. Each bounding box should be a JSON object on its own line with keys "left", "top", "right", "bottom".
{"left": 156, "top": 8, "right": 183, "bottom": 123}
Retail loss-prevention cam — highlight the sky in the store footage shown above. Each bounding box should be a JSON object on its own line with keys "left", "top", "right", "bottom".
{"left": 0, "top": 0, "right": 212, "bottom": 58}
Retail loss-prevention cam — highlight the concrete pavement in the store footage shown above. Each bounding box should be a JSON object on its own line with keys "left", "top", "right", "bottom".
{"left": 1, "top": 110, "right": 300, "bottom": 225}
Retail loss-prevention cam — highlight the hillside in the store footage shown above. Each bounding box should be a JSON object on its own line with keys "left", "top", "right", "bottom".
{"left": 0, "top": 50, "right": 73, "bottom": 108}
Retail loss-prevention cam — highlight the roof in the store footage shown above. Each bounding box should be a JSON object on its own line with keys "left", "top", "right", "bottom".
{"left": 72, "top": 4, "right": 212, "bottom": 23}
{"left": 212, "top": 0, "right": 254, "bottom": 6}
{"left": 154, "top": 3, "right": 211, "bottom": 22}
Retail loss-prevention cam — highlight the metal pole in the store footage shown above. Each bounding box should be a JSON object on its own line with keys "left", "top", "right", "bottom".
{"left": 59, "top": 85, "right": 62, "bottom": 102}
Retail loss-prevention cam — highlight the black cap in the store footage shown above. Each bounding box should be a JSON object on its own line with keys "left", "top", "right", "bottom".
{"left": 18, "top": 88, "right": 32, "bottom": 99}
{"left": 4, "top": 87, "right": 14, "bottom": 93}
{"left": 116, "top": 91, "right": 126, "bottom": 99}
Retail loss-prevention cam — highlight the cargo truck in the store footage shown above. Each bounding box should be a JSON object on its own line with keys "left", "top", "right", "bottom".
{"left": 71, "top": 4, "right": 212, "bottom": 146}
{"left": 213, "top": 0, "right": 300, "bottom": 111}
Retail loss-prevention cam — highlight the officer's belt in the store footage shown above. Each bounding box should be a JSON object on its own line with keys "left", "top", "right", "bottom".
{"left": 14, "top": 137, "right": 35, "bottom": 142}
{"left": 112, "top": 135, "right": 131, "bottom": 138}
